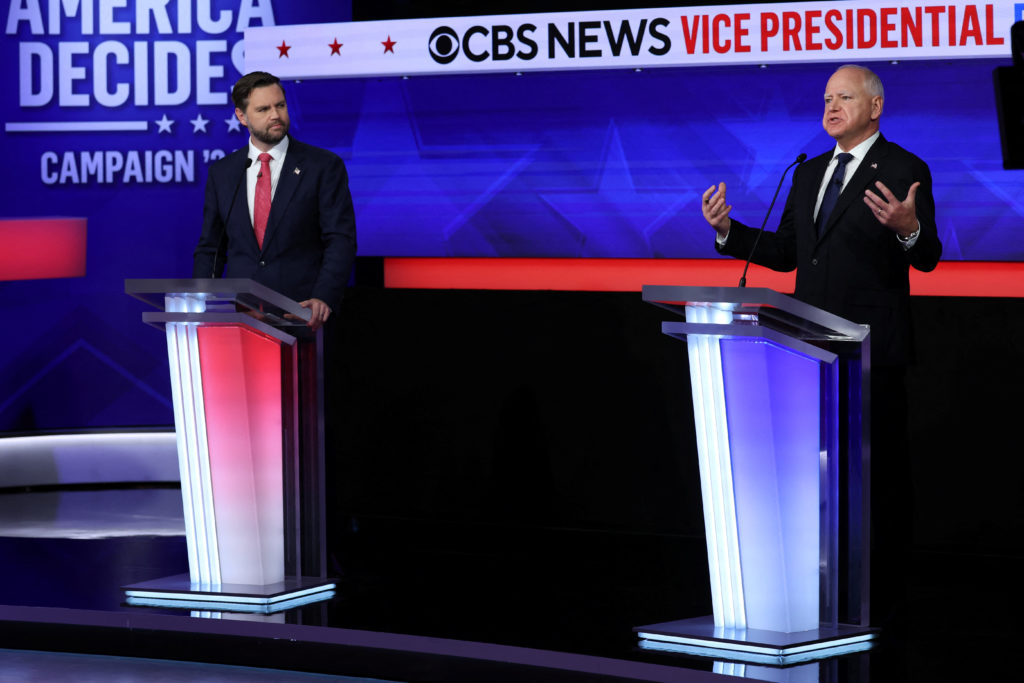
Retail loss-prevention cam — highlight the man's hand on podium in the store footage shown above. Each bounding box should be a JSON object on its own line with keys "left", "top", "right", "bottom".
{"left": 298, "top": 298, "right": 331, "bottom": 331}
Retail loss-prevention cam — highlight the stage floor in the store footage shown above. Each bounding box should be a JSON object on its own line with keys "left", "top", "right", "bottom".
{"left": 0, "top": 484, "right": 1014, "bottom": 683}
{"left": 0, "top": 647, "right": 388, "bottom": 682}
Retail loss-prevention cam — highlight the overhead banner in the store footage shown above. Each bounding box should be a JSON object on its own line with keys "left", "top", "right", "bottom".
{"left": 246, "top": 0, "right": 1021, "bottom": 79}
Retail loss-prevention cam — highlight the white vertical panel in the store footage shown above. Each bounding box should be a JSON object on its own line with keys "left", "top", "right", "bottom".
{"left": 164, "top": 293, "right": 221, "bottom": 588}
{"left": 164, "top": 304, "right": 199, "bottom": 579}
{"left": 685, "top": 304, "right": 745, "bottom": 630}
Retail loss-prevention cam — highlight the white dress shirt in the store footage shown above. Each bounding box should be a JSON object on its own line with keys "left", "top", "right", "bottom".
{"left": 717, "top": 131, "right": 919, "bottom": 249}
{"left": 813, "top": 132, "right": 879, "bottom": 220}
{"left": 814, "top": 132, "right": 919, "bottom": 249}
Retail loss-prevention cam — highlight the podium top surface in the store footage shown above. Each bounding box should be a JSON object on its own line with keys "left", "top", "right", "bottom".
{"left": 642, "top": 285, "right": 868, "bottom": 343}
{"left": 125, "top": 278, "right": 312, "bottom": 327}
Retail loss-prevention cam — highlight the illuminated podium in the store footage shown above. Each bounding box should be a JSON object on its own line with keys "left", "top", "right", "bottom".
{"left": 123, "top": 279, "right": 334, "bottom": 613}
{"left": 634, "top": 286, "right": 876, "bottom": 665}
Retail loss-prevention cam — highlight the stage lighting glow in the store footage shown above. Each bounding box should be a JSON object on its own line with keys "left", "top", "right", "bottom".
{"left": 682, "top": 302, "right": 832, "bottom": 634}
{"left": 685, "top": 303, "right": 746, "bottom": 630}
{"left": 637, "top": 633, "right": 876, "bottom": 666}
{"left": 164, "top": 293, "right": 221, "bottom": 587}
{"left": 125, "top": 583, "right": 335, "bottom": 606}
{"left": 125, "top": 588, "right": 336, "bottom": 614}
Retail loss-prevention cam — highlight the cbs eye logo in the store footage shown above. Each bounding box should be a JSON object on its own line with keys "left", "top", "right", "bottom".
{"left": 429, "top": 26, "right": 460, "bottom": 64}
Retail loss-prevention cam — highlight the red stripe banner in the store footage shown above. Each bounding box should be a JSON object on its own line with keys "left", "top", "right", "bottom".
{"left": 384, "top": 257, "right": 1024, "bottom": 298}
{"left": 0, "top": 218, "right": 87, "bottom": 282}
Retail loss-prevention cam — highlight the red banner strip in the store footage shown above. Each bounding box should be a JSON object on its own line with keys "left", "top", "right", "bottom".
{"left": 0, "top": 218, "right": 87, "bottom": 282}
{"left": 384, "top": 258, "right": 1024, "bottom": 298}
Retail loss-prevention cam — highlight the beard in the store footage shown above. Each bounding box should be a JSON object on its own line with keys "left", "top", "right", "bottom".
{"left": 251, "top": 120, "right": 288, "bottom": 146}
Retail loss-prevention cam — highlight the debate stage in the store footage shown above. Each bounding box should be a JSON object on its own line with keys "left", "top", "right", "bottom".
{"left": 2, "top": 288, "right": 1021, "bottom": 682}
{"left": 0, "top": 466, "right": 1012, "bottom": 682}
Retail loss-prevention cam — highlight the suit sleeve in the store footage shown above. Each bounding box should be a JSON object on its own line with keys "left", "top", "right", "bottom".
{"left": 310, "top": 155, "right": 357, "bottom": 310}
{"left": 904, "top": 158, "right": 942, "bottom": 272}
{"left": 193, "top": 171, "right": 227, "bottom": 279}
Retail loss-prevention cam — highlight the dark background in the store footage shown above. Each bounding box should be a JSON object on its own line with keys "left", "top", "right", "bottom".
{"left": 320, "top": 285, "right": 1023, "bottom": 670}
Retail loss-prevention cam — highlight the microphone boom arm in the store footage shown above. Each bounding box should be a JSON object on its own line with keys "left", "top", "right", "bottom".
{"left": 738, "top": 152, "right": 807, "bottom": 288}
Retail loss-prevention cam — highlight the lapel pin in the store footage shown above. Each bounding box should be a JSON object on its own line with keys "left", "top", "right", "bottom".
{"left": 294, "top": 168, "right": 301, "bottom": 175}
{"left": 870, "top": 162, "right": 877, "bottom": 169}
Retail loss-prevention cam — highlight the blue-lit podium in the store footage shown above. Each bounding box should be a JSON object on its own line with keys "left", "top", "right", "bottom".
{"left": 122, "top": 279, "right": 334, "bottom": 613}
{"left": 635, "top": 286, "right": 876, "bottom": 665}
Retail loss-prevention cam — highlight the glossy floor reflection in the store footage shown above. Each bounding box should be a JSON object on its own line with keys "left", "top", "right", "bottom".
{"left": 0, "top": 487, "right": 183, "bottom": 539}
{"left": 0, "top": 648, "right": 390, "bottom": 682}
{"left": 0, "top": 486, "right": 1017, "bottom": 683}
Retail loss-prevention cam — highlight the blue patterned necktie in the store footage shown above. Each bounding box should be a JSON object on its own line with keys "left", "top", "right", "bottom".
{"left": 816, "top": 152, "right": 854, "bottom": 235}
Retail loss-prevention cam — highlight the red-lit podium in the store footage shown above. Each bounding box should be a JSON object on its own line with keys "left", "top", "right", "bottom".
{"left": 123, "top": 279, "right": 333, "bottom": 612}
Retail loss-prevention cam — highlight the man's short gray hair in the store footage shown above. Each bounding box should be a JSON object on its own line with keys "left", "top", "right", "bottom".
{"left": 835, "top": 64, "right": 884, "bottom": 98}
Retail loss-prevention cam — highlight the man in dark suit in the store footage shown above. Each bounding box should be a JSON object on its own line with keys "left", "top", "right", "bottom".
{"left": 193, "top": 71, "right": 357, "bottom": 329}
{"left": 701, "top": 65, "right": 942, "bottom": 630}
{"left": 193, "top": 72, "right": 357, "bottom": 578}
{"left": 702, "top": 64, "right": 941, "bottom": 365}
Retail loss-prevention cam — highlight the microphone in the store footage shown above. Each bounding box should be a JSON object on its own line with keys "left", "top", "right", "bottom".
{"left": 738, "top": 153, "right": 807, "bottom": 288}
{"left": 211, "top": 158, "right": 253, "bottom": 277}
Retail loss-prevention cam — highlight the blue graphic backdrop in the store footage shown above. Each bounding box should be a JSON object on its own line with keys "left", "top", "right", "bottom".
{"left": 328, "top": 59, "right": 1018, "bottom": 259}
{"left": 0, "top": 1, "right": 353, "bottom": 432}
{"left": 0, "top": 0, "right": 1020, "bottom": 431}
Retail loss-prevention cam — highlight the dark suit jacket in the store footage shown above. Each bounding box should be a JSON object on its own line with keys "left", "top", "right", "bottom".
{"left": 718, "top": 134, "right": 942, "bottom": 366}
{"left": 193, "top": 136, "right": 357, "bottom": 311}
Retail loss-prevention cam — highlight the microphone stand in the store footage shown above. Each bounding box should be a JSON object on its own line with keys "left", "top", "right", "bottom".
{"left": 738, "top": 153, "right": 807, "bottom": 288}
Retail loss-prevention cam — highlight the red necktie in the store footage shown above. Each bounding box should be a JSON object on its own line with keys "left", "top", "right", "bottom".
{"left": 253, "top": 152, "right": 272, "bottom": 249}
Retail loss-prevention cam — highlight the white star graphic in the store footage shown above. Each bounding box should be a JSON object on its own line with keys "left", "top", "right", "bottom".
{"left": 190, "top": 113, "right": 210, "bottom": 133}
{"left": 225, "top": 116, "right": 242, "bottom": 133}
{"left": 155, "top": 114, "right": 174, "bottom": 134}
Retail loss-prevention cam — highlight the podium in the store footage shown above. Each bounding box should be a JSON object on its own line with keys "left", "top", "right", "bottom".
{"left": 123, "top": 279, "right": 334, "bottom": 613}
{"left": 634, "top": 286, "right": 877, "bottom": 664}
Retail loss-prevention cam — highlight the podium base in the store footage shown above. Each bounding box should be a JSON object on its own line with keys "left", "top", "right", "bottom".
{"left": 634, "top": 615, "right": 877, "bottom": 666}
{"left": 123, "top": 574, "right": 335, "bottom": 614}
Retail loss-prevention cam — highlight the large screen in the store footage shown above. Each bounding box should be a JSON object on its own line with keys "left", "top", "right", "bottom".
{"left": 0, "top": 1, "right": 1020, "bottom": 431}
{"left": 312, "top": 58, "right": 1016, "bottom": 259}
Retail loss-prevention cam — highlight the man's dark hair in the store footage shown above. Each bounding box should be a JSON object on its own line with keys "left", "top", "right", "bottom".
{"left": 232, "top": 72, "right": 284, "bottom": 111}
